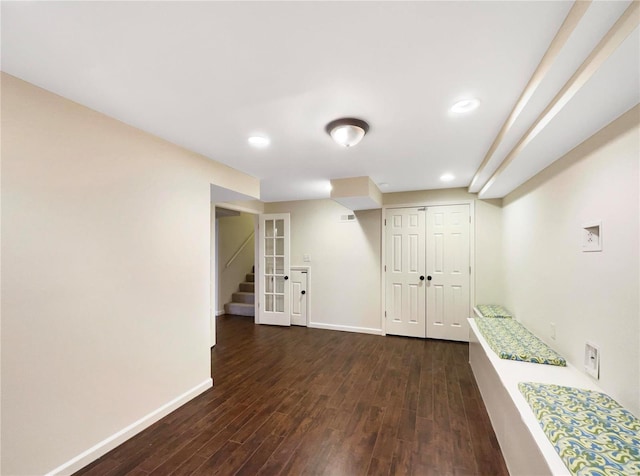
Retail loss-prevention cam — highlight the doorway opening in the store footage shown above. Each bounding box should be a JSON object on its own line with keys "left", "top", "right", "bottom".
{"left": 209, "top": 184, "right": 261, "bottom": 348}
{"left": 216, "top": 208, "right": 256, "bottom": 319}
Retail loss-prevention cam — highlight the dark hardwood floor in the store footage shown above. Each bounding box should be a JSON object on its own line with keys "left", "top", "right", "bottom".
{"left": 75, "top": 315, "right": 508, "bottom": 475}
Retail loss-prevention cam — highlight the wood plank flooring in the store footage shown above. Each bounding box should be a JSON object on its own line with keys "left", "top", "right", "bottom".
{"left": 75, "top": 315, "right": 508, "bottom": 475}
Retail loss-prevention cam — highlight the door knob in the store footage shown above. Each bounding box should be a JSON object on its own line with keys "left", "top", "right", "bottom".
{"left": 301, "top": 290, "right": 306, "bottom": 295}
{"left": 284, "top": 276, "right": 289, "bottom": 280}
{"left": 427, "top": 276, "right": 432, "bottom": 281}
{"left": 419, "top": 276, "right": 425, "bottom": 281}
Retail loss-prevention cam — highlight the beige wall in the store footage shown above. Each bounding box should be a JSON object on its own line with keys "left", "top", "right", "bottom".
{"left": 1, "top": 74, "right": 258, "bottom": 474}
{"left": 475, "top": 199, "right": 504, "bottom": 305}
{"left": 217, "top": 212, "right": 256, "bottom": 313}
{"left": 219, "top": 199, "right": 265, "bottom": 214}
{"left": 383, "top": 187, "right": 477, "bottom": 205}
{"left": 502, "top": 106, "right": 640, "bottom": 416}
{"left": 265, "top": 200, "right": 382, "bottom": 333}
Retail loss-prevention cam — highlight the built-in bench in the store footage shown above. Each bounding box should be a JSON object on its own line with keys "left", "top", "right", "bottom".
{"left": 475, "top": 317, "right": 566, "bottom": 366}
{"left": 519, "top": 382, "right": 640, "bottom": 476}
{"left": 474, "top": 304, "right": 514, "bottom": 319}
{"left": 468, "top": 318, "right": 607, "bottom": 475}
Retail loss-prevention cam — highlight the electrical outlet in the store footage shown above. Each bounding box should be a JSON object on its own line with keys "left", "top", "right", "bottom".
{"left": 550, "top": 322, "right": 556, "bottom": 341}
{"left": 582, "top": 221, "right": 602, "bottom": 252}
{"left": 584, "top": 342, "right": 600, "bottom": 379}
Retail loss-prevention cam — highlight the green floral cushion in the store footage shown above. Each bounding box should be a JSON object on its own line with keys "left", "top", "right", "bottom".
{"left": 518, "top": 382, "right": 640, "bottom": 476}
{"left": 476, "top": 304, "right": 513, "bottom": 318}
{"left": 475, "top": 317, "right": 566, "bottom": 366}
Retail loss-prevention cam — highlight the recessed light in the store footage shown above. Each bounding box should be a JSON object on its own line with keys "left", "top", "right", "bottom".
{"left": 248, "top": 136, "right": 270, "bottom": 148}
{"left": 440, "top": 173, "right": 455, "bottom": 182}
{"left": 451, "top": 98, "right": 480, "bottom": 114}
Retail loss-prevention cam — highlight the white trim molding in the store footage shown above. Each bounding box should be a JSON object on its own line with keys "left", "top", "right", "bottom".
{"left": 308, "top": 321, "right": 383, "bottom": 336}
{"left": 46, "top": 379, "right": 213, "bottom": 476}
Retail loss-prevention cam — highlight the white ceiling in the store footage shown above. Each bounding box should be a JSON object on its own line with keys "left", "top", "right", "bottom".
{"left": 2, "top": 1, "right": 638, "bottom": 202}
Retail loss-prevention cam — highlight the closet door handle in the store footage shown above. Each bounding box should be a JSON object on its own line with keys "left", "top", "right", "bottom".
{"left": 301, "top": 290, "right": 306, "bottom": 295}
{"left": 419, "top": 276, "right": 425, "bottom": 281}
{"left": 284, "top": 276, "right": 289, "bottom": 280}
{"left": 427, "top": 276, "right": 432, "bottom": 281}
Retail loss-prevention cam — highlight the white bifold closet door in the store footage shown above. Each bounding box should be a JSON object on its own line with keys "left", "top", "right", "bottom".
{"left": 425, "top": 204, "right": 470, "bottom": 341}
{"left": 385, "top": 207, "right": 427, "bottom": 338}
{"left": 385, "top": 204, "right": 471, "bottom": 341}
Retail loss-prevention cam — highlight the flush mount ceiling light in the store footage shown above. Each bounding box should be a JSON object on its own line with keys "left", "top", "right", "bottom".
{"left": 326, "top": 118, "right": 369, "bottom": 147}
{"left": 440, "top": 173, "right": 455, "bottom": 182}
{"left": 450, "top": 98, "right": 480, "bottom": 114}
{"left": 248, "top": 135, "right": 270, "bottom": 148}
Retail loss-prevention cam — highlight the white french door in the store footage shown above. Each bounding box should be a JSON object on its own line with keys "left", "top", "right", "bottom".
{"left": 385, "top": 207, "right": 427, "bottom": 338}
{"left": 426, "top": 204, "right": 471, "bottom": 341}
{"left": 384, "top": 204, "right": 471, "bottom": 341}
{"left": 258, "top": 213, "right": 291, "bottom": 326}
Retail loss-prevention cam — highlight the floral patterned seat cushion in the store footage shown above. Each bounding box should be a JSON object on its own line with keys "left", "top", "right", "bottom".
{"left": 475, "top": 317, "right": 566, "bottom": 366}
{"left": 476, "top": 304, "right": 513, "bottom": 318}
{"left": 518, "top": 382, "right": 640, "bottom": 476}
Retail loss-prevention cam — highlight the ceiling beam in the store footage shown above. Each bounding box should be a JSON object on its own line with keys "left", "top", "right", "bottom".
{"left": 479, "top": 0, "right": 640, "bottom": 198}
{"left": 468, "top": 0, "right": 591, "bottom": 193}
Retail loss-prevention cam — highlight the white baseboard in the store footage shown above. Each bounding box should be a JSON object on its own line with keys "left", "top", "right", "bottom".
{"left": 46, "top": 378, "right": 213, "bottom": 476}
{"left": 215, "top": 309, "right": 225, "bottom": 316}
{"left": 308, "top": 321, "right": 383, "bottom": 336}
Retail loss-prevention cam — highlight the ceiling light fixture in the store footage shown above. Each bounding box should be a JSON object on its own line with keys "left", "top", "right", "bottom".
{"left": 248, "top": 135, "right": 270, "bottom": 148}
{"left": 326, "top": 118, "right": 369, "bottom": 147}
{"left": 450, "top": 98, "right": 480, "bottom": 114}
{"left": 440, "top": 173, "right": 455, "bottom": 182}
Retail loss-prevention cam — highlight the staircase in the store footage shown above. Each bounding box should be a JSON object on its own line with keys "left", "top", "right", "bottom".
{"left": 224, "top": 268, "right": 255, "bottom": 316}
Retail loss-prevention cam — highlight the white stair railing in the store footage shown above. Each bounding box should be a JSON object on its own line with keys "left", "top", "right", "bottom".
{"left": 225, "top": 231, "right": 255, "bottom": 269}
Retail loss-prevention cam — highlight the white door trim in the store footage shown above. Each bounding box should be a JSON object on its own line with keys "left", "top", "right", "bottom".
{"left": 253, "top": 214, "right": 259, "bottom": 324}
{"left": 381, "top": 199, "right": 475, "bottom": 337}
{"left": 210, "top": 204, "right": 217, "bottom": 347}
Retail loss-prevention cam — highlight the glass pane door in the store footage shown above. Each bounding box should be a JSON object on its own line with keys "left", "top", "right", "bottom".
{"left": 258, "top": 214, "right": 290, "bottom": 325}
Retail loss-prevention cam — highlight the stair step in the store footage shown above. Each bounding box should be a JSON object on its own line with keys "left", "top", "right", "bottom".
{"left": 245, "top": 273, "right": 255, "bottom": 283}
{"left": 224, "top": 302, "right": 255, "bottom": 317}
{"left": 239, "top": 282, "right": 255, "bottom": 292}
{"left": 232, "top": 291, "right": 255, "bottom": 304}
